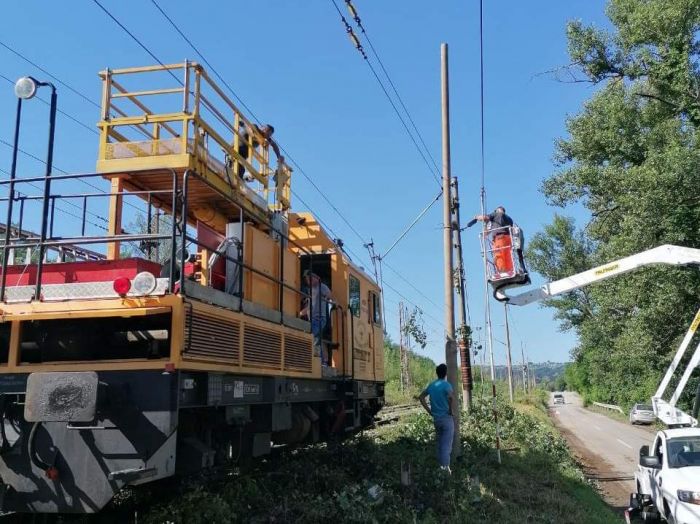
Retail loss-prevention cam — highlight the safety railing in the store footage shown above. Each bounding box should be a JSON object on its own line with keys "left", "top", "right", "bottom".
{"left": 479, "top": 225, "right": 526, "bottom": 281}
{"left": 97, "top": 62, "right": 292, "bottom": 211}
{"left": 0, "top": 171, "right": 179, "bottom": 302}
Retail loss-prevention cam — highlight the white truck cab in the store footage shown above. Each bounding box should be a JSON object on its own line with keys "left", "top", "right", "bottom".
{"left": 635, "top": 428, "right": 700, "bottom": 523}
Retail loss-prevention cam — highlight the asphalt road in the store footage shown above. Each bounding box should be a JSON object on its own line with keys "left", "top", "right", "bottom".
{"left": 550, "top": 391, "right": 655, "bottom": 510}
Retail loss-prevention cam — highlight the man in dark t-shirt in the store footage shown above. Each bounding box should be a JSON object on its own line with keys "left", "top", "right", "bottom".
{"left": 474, "top": 205, "right": 513, "bottom": 233}
{"left": 474, "top": 206, "right": 527, "bottom": 272}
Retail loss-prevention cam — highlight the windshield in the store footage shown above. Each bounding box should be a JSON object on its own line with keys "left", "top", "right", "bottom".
{"left": 667, "top": 437, "right": 700, "bottom": 468}
{"left": 637, "top": 405, "right": 653, "bottom": 411}
{"left": 554, "top": 394, "right": 563, "bottom": 398}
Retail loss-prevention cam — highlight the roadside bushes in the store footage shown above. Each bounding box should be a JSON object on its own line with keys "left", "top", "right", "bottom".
{"left": 137, "top": 394, "right": 614, "bottom": 524}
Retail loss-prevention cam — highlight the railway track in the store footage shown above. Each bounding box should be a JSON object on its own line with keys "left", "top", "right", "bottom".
{"left": 373, "top": 403, "right": 422, "bottom": 426}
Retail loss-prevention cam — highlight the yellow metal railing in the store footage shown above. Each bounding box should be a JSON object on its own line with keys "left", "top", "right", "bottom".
{"left": 96, "top": 62, "right": 292, "bottom": 211}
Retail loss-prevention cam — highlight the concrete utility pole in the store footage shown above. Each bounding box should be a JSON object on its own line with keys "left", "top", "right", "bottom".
{"left": 451, "top": 177, "right": 473, "bottom": 411}
{"left": 503, "top": 303, "right": 514, "bottom": 402}
{"left": 441, "top": 43, "right": 460, "bottom": 456}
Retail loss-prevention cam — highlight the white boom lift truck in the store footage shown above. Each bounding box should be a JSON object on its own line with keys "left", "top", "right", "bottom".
{"left": 500, "top": 245, "right": 700, "bottom": 524}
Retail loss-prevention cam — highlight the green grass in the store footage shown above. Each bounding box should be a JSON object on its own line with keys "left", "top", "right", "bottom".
{"left": 130, "top": 393, "right": 618, "bottom": 524}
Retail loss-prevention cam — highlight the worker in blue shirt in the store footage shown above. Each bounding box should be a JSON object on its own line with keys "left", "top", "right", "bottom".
{"left": 417, "top": 364, "right": 455, "bottom": 473}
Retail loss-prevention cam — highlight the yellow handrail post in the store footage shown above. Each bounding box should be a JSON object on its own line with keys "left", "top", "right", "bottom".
{"left": 106, "top": 176, "right": 124, "bottom": 260}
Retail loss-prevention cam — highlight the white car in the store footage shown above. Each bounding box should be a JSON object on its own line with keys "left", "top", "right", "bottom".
{"left": 633, "top": 428, "right": 700, "bottom": 523}
{"left": 553, "top": 393, "right": 565, "bottom": 405}
{"left": 630, "top": 403, "right": 656, "bottom": 425}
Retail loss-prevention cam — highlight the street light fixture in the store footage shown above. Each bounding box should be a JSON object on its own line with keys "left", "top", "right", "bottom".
{"left": 0, "top": 76, "right": 58, "bottom": 302}
{"left": 14, "top": 76, "right": 39, "bottom": 100}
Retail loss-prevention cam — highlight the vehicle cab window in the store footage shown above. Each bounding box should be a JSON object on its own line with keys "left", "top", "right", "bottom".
{"left": 653, "top": 436, "right": 664, "bottom": 464}
{"left": 349, "top": 275, "right": 360, "bottom": 317}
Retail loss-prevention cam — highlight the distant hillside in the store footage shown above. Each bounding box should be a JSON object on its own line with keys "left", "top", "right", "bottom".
{"left": 474, "top": 361, "right": 569, "bottom": 390}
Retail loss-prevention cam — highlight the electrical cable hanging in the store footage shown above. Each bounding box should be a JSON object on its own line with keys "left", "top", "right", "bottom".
{"left": 476, "top": 0, "right": 501, "bottom": 465}
{"left": 329, "top": 0, "right": 441, "bottom": 185}
{"left": 343, "top": 0, "right": 440, "bottom": 174}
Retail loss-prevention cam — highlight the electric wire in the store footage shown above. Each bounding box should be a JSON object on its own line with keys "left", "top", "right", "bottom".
{"left": 149, "top": 0, "right": 370, "bottom": 248}
{"left": 382, "top": 261, "right": 442, "bottom": 312}
{"left": 329, "top": 0, "right": 440, "bottom": 185}
{"left": 149, "top": 0, "right": 258, "bottom": 120}
{"left": 0, "top": 74, "right": 99, "bottom": 137}
{"left": 381, "top": 190, "right": 441, "bottom": 260}
{"left": 91, "top": 0, "right": 180, "bottom": 84}
{"left": 343, "top": 0, "right": 440, "bottom": 174}
{"left": 0, "top": 40, "right": 100, "bottom": 110}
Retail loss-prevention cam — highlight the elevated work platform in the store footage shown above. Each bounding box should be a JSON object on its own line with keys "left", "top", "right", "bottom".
{"left": 95, "top": 62, "right": 292, "bottom": 234}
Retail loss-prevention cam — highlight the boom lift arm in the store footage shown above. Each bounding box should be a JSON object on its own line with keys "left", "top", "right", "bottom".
{"left": 501, "top": 244, "right": 700, "bottom": 306}
{"left": 503, "top": 244, "right": 700, "bottom": 426}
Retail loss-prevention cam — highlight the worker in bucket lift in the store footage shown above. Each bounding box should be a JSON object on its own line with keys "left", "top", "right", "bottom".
{"left": 300, "top": 270, "right": 333, "bottom": 367}
{"left": 471, "top": 206, "right": 526, "bottom": 276}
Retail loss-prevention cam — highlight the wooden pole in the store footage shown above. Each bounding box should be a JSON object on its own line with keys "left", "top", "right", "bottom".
{"left": 451, "top": 177, "right": 473, "bottom": 411}
{"left": 441, "top": 43, "right": 460, "bottom": 457}
{"left": 503, "top": 303, "right": 514, "bottom": 402}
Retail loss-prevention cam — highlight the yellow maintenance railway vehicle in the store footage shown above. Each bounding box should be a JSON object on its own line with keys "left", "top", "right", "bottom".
{"left": 0, "top": 63, "right": 384, "bottom": 513}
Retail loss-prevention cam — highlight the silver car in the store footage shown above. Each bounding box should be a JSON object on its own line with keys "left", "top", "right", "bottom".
{"left": 553, "top": 393, "right": 565, "bottom": 405}
{"left": 629, "top": 403, "right": 655, "bottom": 425}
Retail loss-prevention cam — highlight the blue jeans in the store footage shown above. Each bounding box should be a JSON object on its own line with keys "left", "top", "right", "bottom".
{"left": 311, "top": 316, "right": 327, "bottom": 361}
{"left": 434, "top": 415, "right": 454, "bottom": 467}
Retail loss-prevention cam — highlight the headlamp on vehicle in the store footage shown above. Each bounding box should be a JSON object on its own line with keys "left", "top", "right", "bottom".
{"left": 677, "top": 490, "right": 700, "bottom": 505}
{"left": 132, "top": 271, "right": 157, "bottom": 296}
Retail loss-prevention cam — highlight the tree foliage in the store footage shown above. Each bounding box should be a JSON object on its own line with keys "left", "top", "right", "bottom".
{"left": 530, "top": 0, "right": 700, "bottom": 408}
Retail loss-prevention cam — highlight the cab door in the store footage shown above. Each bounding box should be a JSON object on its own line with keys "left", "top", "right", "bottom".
{"left": 649, "top": 435, "right": 664, "bottom": 506}
{"left": 348, "top": 273, "right": 370, "bottom": 376}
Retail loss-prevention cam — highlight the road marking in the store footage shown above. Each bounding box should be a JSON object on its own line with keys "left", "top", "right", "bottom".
{"left": 616, "top": 438, "right": 633, "bottom": 449}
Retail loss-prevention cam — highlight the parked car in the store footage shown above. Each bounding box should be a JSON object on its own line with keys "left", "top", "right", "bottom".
{"left": 629, "top": 403, "right": 655, "bottom": 425}
{"left": 553, "top": 393, "right": 565, "bottom": 405}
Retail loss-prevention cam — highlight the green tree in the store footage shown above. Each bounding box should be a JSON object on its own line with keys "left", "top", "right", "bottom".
{"left": 531, "top": 0, "right": 700, "bottom": 408}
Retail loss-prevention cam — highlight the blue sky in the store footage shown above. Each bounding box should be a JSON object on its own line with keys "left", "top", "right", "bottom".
{"left": 0, "top": 1, "right": 612, "bottom": 365}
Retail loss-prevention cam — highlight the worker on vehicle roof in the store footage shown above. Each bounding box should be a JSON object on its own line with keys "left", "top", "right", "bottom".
{"left": 237, "top": 122, "right": 284, "bottom": 179}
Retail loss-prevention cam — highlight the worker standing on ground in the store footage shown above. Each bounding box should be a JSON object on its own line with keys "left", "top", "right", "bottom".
{"left": 417, "top": 364, "right": 455, "bottom": 473}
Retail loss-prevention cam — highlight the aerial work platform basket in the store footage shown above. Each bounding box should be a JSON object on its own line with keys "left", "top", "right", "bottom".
{"left": 96, "top": 62, "right": 292, "bottom": 244}
{"left": 480, "top": 225, "right": 530, "bottom": 300}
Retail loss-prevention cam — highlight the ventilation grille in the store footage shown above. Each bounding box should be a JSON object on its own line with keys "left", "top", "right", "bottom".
{"left": 284, "top": 335, "right": 312, "bottom": 372}
{"left": 243, "top": 325, "right": 281, "bottom": 368}
{"left": 185, "top": 309, "right": 240, "bottom": 363}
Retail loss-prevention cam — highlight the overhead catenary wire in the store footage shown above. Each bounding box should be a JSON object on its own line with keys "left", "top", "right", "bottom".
{"left": 329, "top": 0, "right": 441, "bottom": 185}
{"left": 149, "top": 0, "right": 370, "bottom": 248}
{"left": 91, "top": 0, "right": 180, "bottom": 84}
{"left": 343, "top": 0, "right": 440, "bottom": 174}
{"left": 0, "top": 74, "right": 99, "bottom": 137}
{"left": 474, "top": 0, "right": 501, "bottom": 464}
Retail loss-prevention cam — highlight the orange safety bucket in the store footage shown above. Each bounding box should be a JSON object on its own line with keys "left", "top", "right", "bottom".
{"left": 491, "top": 233, "right": 514, "bottom": 274}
